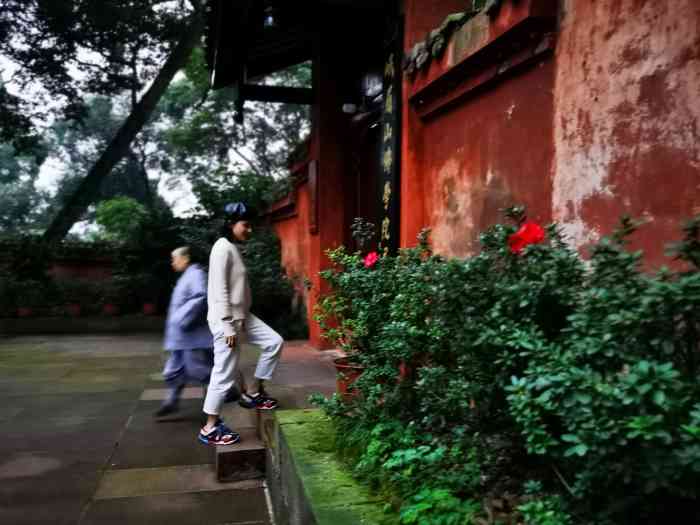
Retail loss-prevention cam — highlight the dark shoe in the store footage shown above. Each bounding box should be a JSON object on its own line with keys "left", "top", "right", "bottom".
{"left": 198, "top": 420, "right": 240, "bottom": 446}
{"left": 154, "top": 401, "right": 179, "bottom": 418}
{"left": 238, "top": 392, "right": 278, "bottom": 410}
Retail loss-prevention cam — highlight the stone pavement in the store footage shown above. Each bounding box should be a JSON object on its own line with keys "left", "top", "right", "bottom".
{"left": 0, "top": 334, "right": 336, "bottom": 525}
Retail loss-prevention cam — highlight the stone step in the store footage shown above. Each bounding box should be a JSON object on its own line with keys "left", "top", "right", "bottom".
{"left": 213, "top": 406, "right": 274, "bottom": 482}
{"left": 212, "top": 406, "right": 279, "bottom": 482}
{"left": 219, "top": 404, "right": 259, "bottom": 430}
{"left": 215, "top": 427, "right": 266, "bottom": 482}
{"left": 218, "top": 404, "right": 277, "bottom": 442}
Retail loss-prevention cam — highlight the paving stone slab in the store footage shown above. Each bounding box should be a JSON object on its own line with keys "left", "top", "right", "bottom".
{"left": 95, "top": 464, "right": 262, "bottom": 499}
{"left": 219, "top": 404, "right": 259, "bottom": 430}
{"left": 0, "top": 500, "right": 86, "bottom": 525}
{"left": 0, "top": 380, "right": 147, "bottom": 397}
{"left": 80, "top": 489, "right": 271, "bottom": 525}
{"left": 141, "top": 386, "right": 206, "bottom": 401}
{"left": 0, "top": 415, "right": 128, "bottom": 456}
{"left": 3, "top": 391, "right": 138, "bottom": 421}
{"left": 0, "top": 335, "right": 335, "bottom": 525}
{"left": 0, "top": 467, "right": 100, "bottom": 525}
{"left": 109, "top": 413, "right": 213, "bottom": 469}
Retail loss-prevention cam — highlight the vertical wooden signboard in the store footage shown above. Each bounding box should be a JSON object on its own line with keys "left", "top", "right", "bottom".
{"left": 378, "top": 17, "right": 403, "bottom": 255}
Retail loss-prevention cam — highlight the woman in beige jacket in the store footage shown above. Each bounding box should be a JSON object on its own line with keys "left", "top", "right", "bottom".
{"left": 198, "top": 202, "right": 283, "bottom": 446}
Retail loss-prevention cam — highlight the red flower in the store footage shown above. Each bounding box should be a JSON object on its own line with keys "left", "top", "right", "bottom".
{"left": 363, "top": 251, "right": 379, "bottom": 268}
{"left": 508, "top": 221, "right": 545, "bottom": 254}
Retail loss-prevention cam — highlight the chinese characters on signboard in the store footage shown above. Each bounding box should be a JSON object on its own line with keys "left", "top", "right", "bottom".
{"left": 378, "top": 20, "right": 402, "bottom": 255}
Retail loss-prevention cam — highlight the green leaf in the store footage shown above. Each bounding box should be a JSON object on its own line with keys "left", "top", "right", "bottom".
{"left": 652, "top": 390, "right": 666, "bottom": 406}
{"left": 565, "top": 443, "right": 589, "bottom": 457}
{"left": 575, "top": 393, "right": 592, "bottom": 405}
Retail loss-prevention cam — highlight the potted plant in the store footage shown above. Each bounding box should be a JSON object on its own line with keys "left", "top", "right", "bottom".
{"left": 315, "top": 258, "right": 366, "bottom": 399}
{"left": 56, "top": 279, "right": 92, "bottom": 317}
{"left": 14, "top": 280, "right": 46, "bottom": 317}
{"left": 131, "top": 272, "right": 160, "bottom": 315}
{"left": 140, "top": 275, "right": 160, "bottom": 315}
{"left": 332, "top": 354, "right": 366, "bottom": 399}
{"left": 315, "top": 220, "right": 384, "bottom": 399}
{"left": 100, "top": 280, "right": 123, "bottom": 316}
{"left": 0, "top": 276, "right": 16, "bottom": 318}
{"left": 316, "top": 223, "right": 437, "bottom": 399}
{"left": 142, "top": 301, "right": 157, "bottom": 315}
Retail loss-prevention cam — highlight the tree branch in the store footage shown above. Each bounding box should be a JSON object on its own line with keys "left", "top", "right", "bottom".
{"left": 43, "top": 12, "right": 205, "bottom": 241}
{"left": 231, "top": 147, "right": 263, "bottom": 178}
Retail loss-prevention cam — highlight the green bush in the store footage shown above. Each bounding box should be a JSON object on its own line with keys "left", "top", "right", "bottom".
{"left": 507, "top": 218, "right": 700, "bottom": 520}
{"left": 399, "top": 489, "right": 480, "bottom": 525}
{"left": 242, "top": 226, "right": 307, "bottom": 339}
{"left": 95, "top": 197, "right": 149, "bottom": 243}
{"left": 0, "top": 235, "right": 52, "bottom": 282}
{"left": 314, "top": 212, "right": 700, "bottom": 524}
{"left": 54, "top": 279, "right": 98, "bottom": 305}
{"left": 0, "top": 275, "right": 16, "bottom": 315}
{"left": 517, "top": 496, "right": 572, "bottom": 525}
{"left": 13, "top": 279, "right": 48, "bottom": 308}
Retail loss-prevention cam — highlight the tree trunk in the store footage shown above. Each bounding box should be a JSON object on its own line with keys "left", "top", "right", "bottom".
{"left": 42, "top": 13, "right": 204, "bottom": 241}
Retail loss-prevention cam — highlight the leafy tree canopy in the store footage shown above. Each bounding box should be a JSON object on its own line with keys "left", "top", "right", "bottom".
{"left": 94, "top": 196, "right": 149, "bottom": 243}
{"left": 0, "top": 0, "right": 198, "bottom": 130}
{"left": 0, "top": 142, "right": 48, "bottom": 233}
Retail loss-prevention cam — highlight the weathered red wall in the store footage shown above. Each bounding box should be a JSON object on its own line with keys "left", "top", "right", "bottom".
{"left": 270, "top": 181, "right": 314, "bottom": 335}
{"left": 402, "top": 0, "right": 556, "bottom": 255}
{"left": 300, "top": 12, "right": 359, "bottom": 349}
{"left": 48, "top": 260, "right": 113, "bottom": 281}
{"left": 552, "top": 0, "right": 700, "bottom": 267}
{"left": 274, "top": 186, "right": 310, "bottom": 286}
{"left": 413, "top": 63, "right": 555, "bottom": 257}
{"left": 401, "top": 0, "right": 700, "bottom": 267}
{"left": 273, "top": 0, "right": 700, "bottom": 347}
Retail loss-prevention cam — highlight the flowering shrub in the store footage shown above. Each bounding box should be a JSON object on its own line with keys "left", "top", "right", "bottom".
{"left": 315, "top": 246, "right": 399, "bottom": 355}
{"left": 507, "top": 217, "right": 700, "bottom": 520}
{"left": 363, "top": 251, "right": 379, "bottom": 268}
{"left": 314, "top": 210, "right": 700, "bottom": 524}
{"left": 508, "top": 220, "right": 546, "bottom": 254}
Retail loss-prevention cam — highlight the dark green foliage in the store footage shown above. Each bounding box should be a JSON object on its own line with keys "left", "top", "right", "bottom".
{"left": 0, "top": 83, "right": 42, "bottom": 155}
{"left": 95, "top": 197, "right": 150, "bottom": 243}
{"left": 517, "top": 486, "right": 572, "bottom": 525}
{"left": 155, "top": 50, "right": 310, "bottom": 195}
{"left": 507, "top": 218, "right": 700, "bottom": 522}
{"left": 0, "top": 235, "right": 53, "bottom": 283}
{"left": 0, "top": 142, "right": 49, "bottom": 233}
{"left": 0, "top": 0, "right": 194, "bottom": 127}
{"left": 49, "top": 95, "right": 163, "bottom": 213}
{"left": 243, "top": 227, "right": 307, "bottom": 339}
{"left": 314, "top": 212, "right": 700, "bottom": 524}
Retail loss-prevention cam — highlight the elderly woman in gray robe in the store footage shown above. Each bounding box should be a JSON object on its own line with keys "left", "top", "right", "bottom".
{"left": 155, "top": 246, "right": 214, "bottom": 417}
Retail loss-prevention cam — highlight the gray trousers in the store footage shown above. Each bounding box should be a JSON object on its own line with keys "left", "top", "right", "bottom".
{"left": 162, "top": 349, "right": 214, "bottom": 387}
{"left": 203, "top": 313, "right": 283, "bottom": 416}
{"left": 162, "top": 348, "right": 214, "bottom": 404}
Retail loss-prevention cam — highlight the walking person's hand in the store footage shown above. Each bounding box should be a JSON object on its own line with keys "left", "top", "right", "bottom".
{"left": 225, "top": 335, "right": 237, "bottom": 348}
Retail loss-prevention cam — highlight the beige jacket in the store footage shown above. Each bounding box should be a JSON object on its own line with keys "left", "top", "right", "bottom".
{"left": 207, "top": 237, "right": 252, "bottom": 336}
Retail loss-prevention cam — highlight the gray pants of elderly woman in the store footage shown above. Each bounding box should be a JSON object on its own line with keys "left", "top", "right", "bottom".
{"left": 162, "top": 349, "right": 214, "bottom": 405}
{"left": 203, "top": 313, "right": 283, "bottom": 416}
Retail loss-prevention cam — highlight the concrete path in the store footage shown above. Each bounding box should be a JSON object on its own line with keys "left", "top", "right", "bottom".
{"left": 0, "top": 335, "right": 336, "bottom": 525}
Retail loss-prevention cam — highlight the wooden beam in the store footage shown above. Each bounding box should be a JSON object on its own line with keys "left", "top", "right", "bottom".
{"left": 240, "top": 84, "right": 314, "bottom": 105}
